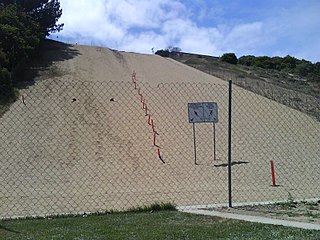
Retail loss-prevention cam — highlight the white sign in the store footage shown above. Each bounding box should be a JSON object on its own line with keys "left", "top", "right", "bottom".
{"left": 188, "top": 102, "right": 218, "bottom": 123}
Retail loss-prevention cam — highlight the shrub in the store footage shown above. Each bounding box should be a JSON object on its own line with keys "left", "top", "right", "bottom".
{"left": 220, "top": 53, "right": 238, "bottom": 64}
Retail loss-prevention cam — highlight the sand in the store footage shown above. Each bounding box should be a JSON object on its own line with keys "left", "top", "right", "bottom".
{"left": 0, "top": 43, "right": 319, "bottom": 218}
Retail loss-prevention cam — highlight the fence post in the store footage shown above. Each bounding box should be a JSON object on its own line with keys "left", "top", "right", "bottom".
{"left": 318, "top": 99, "right": 320, "bottom": 121}
{"left": 228, "top": 80, "right": 233, "bottom": 207}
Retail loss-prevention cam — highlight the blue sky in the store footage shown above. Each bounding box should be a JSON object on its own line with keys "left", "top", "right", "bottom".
{"left": 50, "top": 0, "right": 320, "bottom": 62}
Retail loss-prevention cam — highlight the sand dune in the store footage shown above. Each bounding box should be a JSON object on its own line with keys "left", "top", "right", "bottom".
{"left": 0, "top": 43, "right": 319, "bottom": 218}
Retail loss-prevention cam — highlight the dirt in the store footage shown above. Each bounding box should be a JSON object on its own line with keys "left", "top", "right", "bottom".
{"left": 1, "top": 41, "right": 319, "bottom": 219}
{"left": 214, "top": 200, "right": 320, "bottom": 224}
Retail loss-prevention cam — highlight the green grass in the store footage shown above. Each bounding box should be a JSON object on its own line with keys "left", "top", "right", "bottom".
{"left": 1, "top": 210, "right": 320, "bottom": 240}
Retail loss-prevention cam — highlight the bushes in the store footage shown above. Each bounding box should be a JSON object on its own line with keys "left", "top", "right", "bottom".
{"left": 220, "top": 53, "right": 238, "bottom": 64}
{"left": 238, "top": 55, "right": 320, "bottom": 83}
{"left": 155, "top": 49, "right": 170, "bottom": 57}
{"left": 155, "top": 46, "right": 182, "bottom": 58}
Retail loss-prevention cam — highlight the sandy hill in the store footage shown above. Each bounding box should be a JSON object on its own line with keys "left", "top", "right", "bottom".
{"left": 1, "top": 41, "right": 319, "bottom": 218}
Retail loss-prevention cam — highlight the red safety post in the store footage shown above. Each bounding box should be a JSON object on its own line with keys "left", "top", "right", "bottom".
{"left": 151, "top": 119, "right": 155, "bottom": 132}
{"left": 145, "top": 104, "right": 148, "bottom": 115}
{"left": 138, "top": 88, "right": 141, "bottom": 96}
{"left": 148, "top": 114, "right": 151, "bottom": 125}
{"left": 270, "top": 160, "right": 276, "bottom": 186}
{"left": 153, "top": 132, "right": 156, "bottom": 146}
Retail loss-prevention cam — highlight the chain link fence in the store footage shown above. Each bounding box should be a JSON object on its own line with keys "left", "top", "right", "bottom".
{"left": 1, "top": 75, "right": 319, "bottom": 219}
{"left": 184, "top": 64, "right": 320, "bottom": 122}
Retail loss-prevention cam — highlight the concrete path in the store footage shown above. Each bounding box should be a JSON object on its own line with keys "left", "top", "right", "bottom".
{"left": 181, "top": 209, "right": 320, "bottom": 231}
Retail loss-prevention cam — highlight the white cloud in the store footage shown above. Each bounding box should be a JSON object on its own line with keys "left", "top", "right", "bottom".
{"left": 55, "top": 0, "right": 272, "bottom": 57}
{"left": 52, "top": 0, "right": 320, "bottom": 62}
{"left": 119, "top": 31, "right": 168, "bottom": 53}
{"left": 161, "top": 19, "right": 223, "bottom": 55}
{"left": 58, "top": 0, "right": 126, "bottom": 44}
{"left": 105, "top": 0, "right": 187, "bottom": 29}
{"left": 221, "top": 22, "right": 272, "bottom": 55}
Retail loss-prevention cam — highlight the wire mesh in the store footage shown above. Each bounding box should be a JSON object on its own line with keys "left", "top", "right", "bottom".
{"left": 0, "top": 76, "right": 319, "bottom": 219}
{"left": 232, "top": 84, "right": 320, "bottom": 203}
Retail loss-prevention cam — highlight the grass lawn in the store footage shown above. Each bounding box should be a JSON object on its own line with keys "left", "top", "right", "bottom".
{"left": 1, "top": 210, "right": 320, "bottom": 240}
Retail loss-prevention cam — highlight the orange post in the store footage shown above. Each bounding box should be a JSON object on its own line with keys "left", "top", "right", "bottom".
{"left": 143, "top": 100, "right": 146, "bottom": 109}
{"left": 148, "top": 115, "right": 151, "bottom": 125}
{"left": 151, "top": 119, "right": 155, "bottom": 132}
{"left": 270, "top": 160, "right": 276, "bottom": 186}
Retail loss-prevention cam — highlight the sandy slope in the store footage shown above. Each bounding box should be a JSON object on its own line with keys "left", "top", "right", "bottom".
{"left": 0, "top": 43, "right": 319, "bottom": 218}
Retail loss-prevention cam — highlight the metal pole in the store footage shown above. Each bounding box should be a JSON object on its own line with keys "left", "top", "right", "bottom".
{"left": 213, "top": 123, "right": 216, "bottom": 161}
{"left": 228, "top": 80, "right": 233, "bottom": 207}
{"left": 193, "top": 123, "right": 197, "bottom": 165}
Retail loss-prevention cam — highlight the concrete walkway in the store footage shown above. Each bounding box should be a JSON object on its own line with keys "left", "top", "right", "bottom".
{"left": 181, "top": 209, "right": 320, "bottom": 231}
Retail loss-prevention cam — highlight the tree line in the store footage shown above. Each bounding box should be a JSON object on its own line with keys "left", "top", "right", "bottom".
{"left": 220, "top": 53, "right": 320, "bottom": 83}
{"left": 0, "top": 0, "right": 63, "bottom": 103}
{"left": 156, "top": 48, "right": 319, "bottom": 84}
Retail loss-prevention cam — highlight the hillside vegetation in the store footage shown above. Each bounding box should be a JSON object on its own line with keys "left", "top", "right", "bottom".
{"left": 0, "top": 0, "right": 63, "bottom": 104}
{"left": 156, "top": 50, "right": 320, "bottom": 97}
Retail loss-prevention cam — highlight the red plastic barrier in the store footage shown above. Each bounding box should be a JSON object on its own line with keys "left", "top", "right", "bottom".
{"left": 151, "top": 119, "right": 155, "bottom": 132}
{"left": 148, "top": 115, "right": 151, "bottom": 125}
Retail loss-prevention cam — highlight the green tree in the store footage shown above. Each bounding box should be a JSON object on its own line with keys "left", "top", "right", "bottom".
{"left": 220, "top": 53, "right": 238, "bottom": 64}
{"left": 0, "top": 4, "right": 42, "bottom": 70}
{"left": 283, "top": 55, "right": 296, "bottom": 69}
{"left": 238, "top": 55, "right": 255, "bottom": 66}
{"left": 0, "top": 1, "right": 63, "bottom": 104}
{"left": 1, "top": 0, "right": 63, "bottom": 36}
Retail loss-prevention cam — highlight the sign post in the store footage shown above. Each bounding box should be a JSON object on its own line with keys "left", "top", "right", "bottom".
{"left": 193, "top": 123, "right": 197, "bottom": 165}
{"left": 188, "top": 102, "right": 218, "bottom": 164}
{"left": 213, "top": 123, "right": 216, "bottom": 160}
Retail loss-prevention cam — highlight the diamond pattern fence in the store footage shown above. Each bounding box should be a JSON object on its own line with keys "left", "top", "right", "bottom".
{"left": 0, "top": 74, "right": 319, "bottom": 219}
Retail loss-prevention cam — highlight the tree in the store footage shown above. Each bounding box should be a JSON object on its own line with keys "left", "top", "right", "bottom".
{"left": 0, "top": 4, "right": 42, "bottom": 69}
{"left": 155, "top": 49, "right": 170, "bottom": 57}
{"left": 283, "top": 55, "right": 296, "bottom": 69}
{"left": 155, "top": 46, "right": 182, "bottom": 57}
{"left": 238, "top": 55, "right": 255, "bottom": 66}
{"left": 1, "top": 0, "right": 63, "bottom": 36}
{"left": 0, "top": 0, "right": 63, "bottom": 103}
{"left": 220, "top": 53, "right": 238, "bottom": 64}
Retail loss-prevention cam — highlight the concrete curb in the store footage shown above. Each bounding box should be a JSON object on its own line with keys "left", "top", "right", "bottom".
{"left": 181, "top": 209, "right": 320, "bottom": 231}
